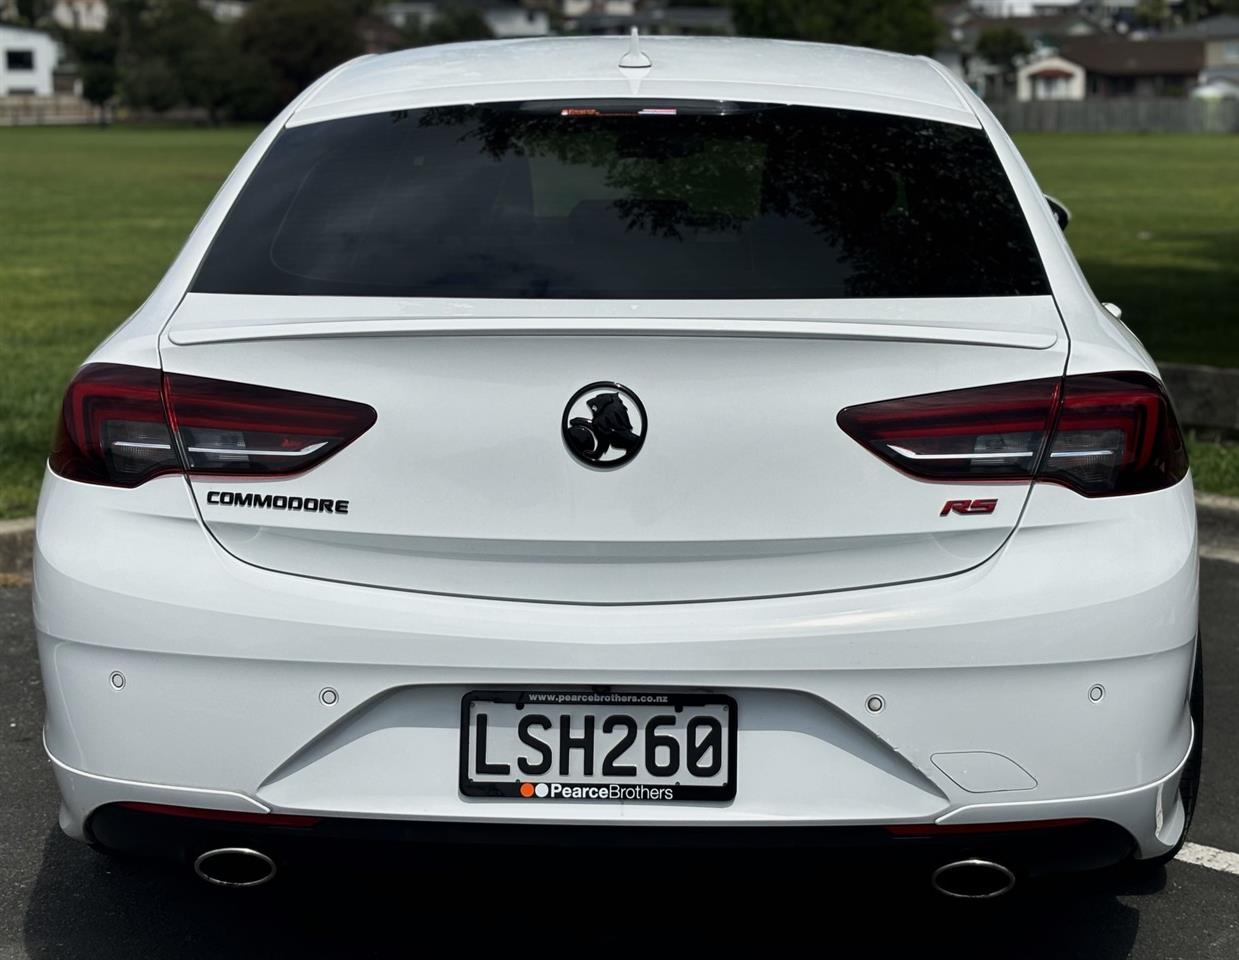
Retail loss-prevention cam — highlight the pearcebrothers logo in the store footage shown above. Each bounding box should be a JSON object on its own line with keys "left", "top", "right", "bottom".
{"left": 518, "top": 782, "right": 674, "bottom": 801}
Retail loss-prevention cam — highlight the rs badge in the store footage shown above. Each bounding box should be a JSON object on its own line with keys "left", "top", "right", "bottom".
{"left": 941, "top": 499, "right": 998, "bottom": 517}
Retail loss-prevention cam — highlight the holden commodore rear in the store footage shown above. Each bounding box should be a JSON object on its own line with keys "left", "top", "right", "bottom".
{"left": 34, "top": 36, "right": 1200, "bottom": 894}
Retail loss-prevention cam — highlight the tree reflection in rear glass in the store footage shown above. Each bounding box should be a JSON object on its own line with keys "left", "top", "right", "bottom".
{"left": 194, "top": 101, "right": 1048, "bottom": 300}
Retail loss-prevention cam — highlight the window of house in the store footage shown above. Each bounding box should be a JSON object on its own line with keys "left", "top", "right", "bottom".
{"left": 1035, "top": 75, "right": 1068, "bottom": 99}
{"left": 1223, "top": 41, "right": 1239, "bottom": 64}
{"left": 5, "top": 49, "right": 35, "bottom": 71}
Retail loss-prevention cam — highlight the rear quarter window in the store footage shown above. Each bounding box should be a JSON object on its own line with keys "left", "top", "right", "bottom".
{"left": 193, "top": 102, "right": 1049, "bottom": 300}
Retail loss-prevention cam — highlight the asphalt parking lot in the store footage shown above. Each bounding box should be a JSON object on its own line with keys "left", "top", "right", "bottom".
{"left": 2, "top": 562, "right": 1237, "bottom": 959}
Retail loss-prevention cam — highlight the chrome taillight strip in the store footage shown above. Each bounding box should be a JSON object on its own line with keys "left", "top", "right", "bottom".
{"left": 886, "top": 444, "right": 1036, "bottom": 461}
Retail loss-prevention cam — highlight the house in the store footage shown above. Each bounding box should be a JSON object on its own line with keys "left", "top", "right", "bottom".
{"left": 382, "top": 2, "right": 444, "bottom": 33}
{"left": 199, "top": 0, "right": 247, "bottom": 22}
{"left": 0, "top": 24, "right": 58, "bottom": 96}
{"left": 1016, "top": 54, "right": 1086, "bottom": 99}
{"left": 563, "top": 3, "right": 733, "bottom": 36}
{"left": 483, "top": 5, "right": 550, "bottom": 38}
{"left": 968, "top": 0, "right": 1180, "bottom": 16}
{"left": 934, "top": 7, "right": 1103, "bottom": 97}
{"left": 644, "top": 5, "right": 733, "bottom": 35}
{"left": 1016, "top": 36, "right": 1204, "bottom": 98}
{"left": 378, "top": 2, "right": 549, "bottom": 38}
{"left": 970, "top": 0, "right": 1084, "bottom": 15}
{"left": 1155, "top": 14, "right": 1239, "bottom": 94}
{"left": 51, "top": 0, "right": 108, "bottom": 31}
{"left": 561, "top": 0, "right": 636, "bottom": 16}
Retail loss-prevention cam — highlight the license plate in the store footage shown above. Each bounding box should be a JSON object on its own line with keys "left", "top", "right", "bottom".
{"left": 460, "top": 691, "right": 737, "bottom": 802}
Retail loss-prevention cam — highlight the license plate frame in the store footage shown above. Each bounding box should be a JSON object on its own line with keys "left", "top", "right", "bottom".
{"left": 459, "top": 690, "right": 737, "bottom": 802}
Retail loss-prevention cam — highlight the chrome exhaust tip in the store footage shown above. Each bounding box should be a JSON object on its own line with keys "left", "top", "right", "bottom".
{"left": 931, "top": 859, "right": 1016, "bottom": 899}
{"left": 193, "top": 847, "right": 277, "bottom": 888}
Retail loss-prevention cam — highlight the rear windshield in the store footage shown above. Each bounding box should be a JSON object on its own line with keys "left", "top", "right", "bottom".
{"left": 193, "top": 102, "right": 1049, "bottom": 299}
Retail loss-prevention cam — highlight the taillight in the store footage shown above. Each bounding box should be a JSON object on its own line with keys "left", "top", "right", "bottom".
{"left": 837, "top": 378, "right": 1061, "bottom": 482}
{"left": 51, "top": 364, "right": 179, "bottom": 487}
{"left": 837, "top": 372, "right": 1187, "bottom": 497}
{"left": 51, "top": 363, "right": 377, "bottom": 488}
{"left": 162, "top": 371, "right": 377, "bottom": 476}
{"left": 1039, "top": 372, "right": 1187, "bottom": 496}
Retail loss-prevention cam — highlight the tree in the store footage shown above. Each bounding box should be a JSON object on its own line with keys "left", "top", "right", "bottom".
{"left": 1177, "top": 0, "right": 1239, "bottom": 17}
{"left": 403, "top": 6, "right": 493, "bottom": 48}
{"left": 975, "top": 26, "right": 1031, "bottom": 101}
{"left": 729, "top": 0, "right": 938, "bottom": 56}
{"left": 11, "top": 0, "right": 53, "bottom": 25}
{"left": 234, "top": 0, "right": 371, "bottom": 119}
{"left": 61, "top": 27, "right": 118, "bottom": 121}
{"left": 106, "top": 0, "right": 231, "bottom": 116}
{"left": 1135, "top": 0, "right": 1172, "bottom": 27}
{"left": 179, "top": 26, "right": 251, "bottom": 124}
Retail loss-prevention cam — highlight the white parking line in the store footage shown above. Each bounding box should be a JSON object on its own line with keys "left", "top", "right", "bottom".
{"left": 1177, "top": 842, "right": 1239, "bottom": 876}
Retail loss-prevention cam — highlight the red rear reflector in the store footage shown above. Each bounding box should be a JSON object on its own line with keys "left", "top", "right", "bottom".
{"left": 837, "top": 372, "right": 1187, "bottom": 497}
{"left": 884, "top": 818, "right": 1092, "bottom": 837}
{"left": 116, "top": 801, "right": 320, "bottom": 828}
{"left": 50, "top": 363, "right": 377, "bottom": 488}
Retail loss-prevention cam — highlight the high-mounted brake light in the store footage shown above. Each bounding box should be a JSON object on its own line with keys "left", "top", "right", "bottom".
{"left": 51, "top": 363, "right": 377, "bottom": 488}
{"left": 837, "top": 372, "right": 1186, "bottom": 498}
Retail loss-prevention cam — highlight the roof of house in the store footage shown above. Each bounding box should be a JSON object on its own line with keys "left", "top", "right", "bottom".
{"left": 946, "top": 12, "right": 1103, "bottom": 49}
{"left": 1023, "top": 59, "right": 1079, "bottom": 79}
{"left": 1060, "top": 37, "right": 1205, "bottom": 75}
{"left": 1157, "top": 14, "right": 1239, "bottom": 41}
{"left": 290, "top": 35, "right": 976, "bottom": 129}
{"left": 967, "top": 13, "right": 1100, "bottom": 38}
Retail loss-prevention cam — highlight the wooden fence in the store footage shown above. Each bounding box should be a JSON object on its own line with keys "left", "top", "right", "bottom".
{"left": 0, "top": 95, "right": 103, "bottom": 126}
{"left": 990, "top": 98, "right": 1239, "bottom": 134}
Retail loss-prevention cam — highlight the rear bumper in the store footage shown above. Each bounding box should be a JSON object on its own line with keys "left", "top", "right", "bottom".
{"left": 59, "top": 736, "right": 1184, "bottom": 877}
{"left": 34, "top": 469, "right": 1199, "bottom": 864}
{"left": 87, "top": 802, "right": 1137, "bottom": 878}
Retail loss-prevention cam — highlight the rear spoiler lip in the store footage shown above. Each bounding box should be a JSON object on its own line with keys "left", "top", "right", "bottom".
{"left": 168, "top": 316, "right": 1057, "bottom": 349}
{"left": 166, "top": 293, "right": 1062, "bottom": 350}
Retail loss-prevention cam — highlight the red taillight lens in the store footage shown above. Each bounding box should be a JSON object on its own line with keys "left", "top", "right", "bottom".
{"left": 837, "top": 378, "right": 1061, "bottom": 482}
{"left": 51, "top": 363, "right": 377, "bottom": 488}
{"left": 51, "top": 364, "right": 180, "bottom": 487}
{"left": 162, "top": 371, "right": 377, "bottom": 476}
{"left": 1039, "top": 372, "right": 1187, "bottom": 496}
{"left": 837, "top": 372, "right": 1187, "bottom": 497}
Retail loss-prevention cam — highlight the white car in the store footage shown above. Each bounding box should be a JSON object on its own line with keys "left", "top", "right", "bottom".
{"left": 35, "top": 35, "right": 1200, "bottom": 896}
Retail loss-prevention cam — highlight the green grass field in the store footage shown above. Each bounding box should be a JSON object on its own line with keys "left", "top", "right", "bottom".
{"left": 1188, "top": 432, "right": 1239, "bottom": 497}
{"left": 0, "top": 126, "right": 257, "bottom": 518}
{"left": 1, "top": 127, "right": 1238, "bottom": 518}
{"left": 1016, "top": 134, "right": 1239, "bottom": 366}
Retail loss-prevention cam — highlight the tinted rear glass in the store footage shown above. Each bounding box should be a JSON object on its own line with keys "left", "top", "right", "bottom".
{"left": 193, "top": 102, "right": 1048, "bottom": 299}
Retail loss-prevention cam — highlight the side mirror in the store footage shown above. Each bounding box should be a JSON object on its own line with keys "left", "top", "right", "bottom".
{"left": 1045, "top": 195, "right": 1071, "bottom": 231}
